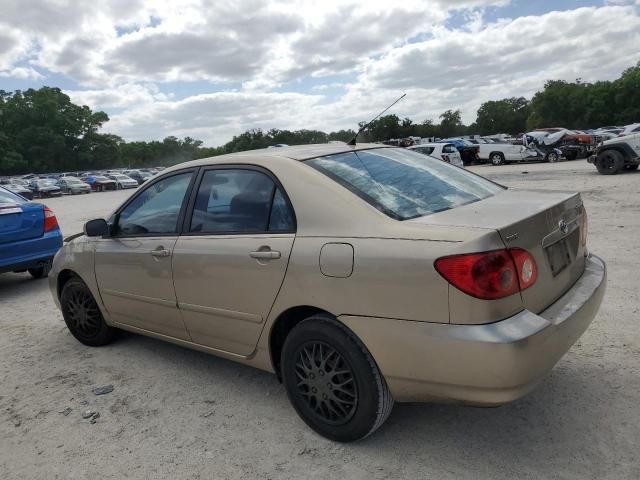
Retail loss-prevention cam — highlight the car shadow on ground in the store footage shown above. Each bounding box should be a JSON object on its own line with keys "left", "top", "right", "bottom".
{"left": 85, "top": 329, "right": 613, "bottom": 473}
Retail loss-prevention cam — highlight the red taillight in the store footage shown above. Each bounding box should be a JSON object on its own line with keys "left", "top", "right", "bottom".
{"left": 435, "top": 248, "right": 537, "bottom": 300}
{"left": 44, "top": 207, "right": 59, "bottom": 232}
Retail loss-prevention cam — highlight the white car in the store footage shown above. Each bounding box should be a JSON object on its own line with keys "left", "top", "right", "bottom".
{"left": 408, "top": 143, "right": 463, "bottom": 167}
{"left": 618, "top": 123, "right": 640, "bottom": 137}
{"left": 476, "top": 141, "right": 540, "bottom": 165}
{"left": 108, "top": 174, "right": 138, "bottom": 189}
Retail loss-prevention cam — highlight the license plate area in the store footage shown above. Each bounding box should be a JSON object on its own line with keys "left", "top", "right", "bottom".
{"left": 546, "top": 239, "right": 572, "bottom": 276}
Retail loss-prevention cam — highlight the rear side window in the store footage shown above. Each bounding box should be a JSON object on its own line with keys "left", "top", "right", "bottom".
{"left": 189, "top": 169, "right": 295, "bottom": 234}
{"left": 306, "top": 148, "right": 503, "bottom": 220}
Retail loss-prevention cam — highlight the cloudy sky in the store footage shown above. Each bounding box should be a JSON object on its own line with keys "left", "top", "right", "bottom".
{"left": 1, "top": 0, "right": 639, "bottom": 146}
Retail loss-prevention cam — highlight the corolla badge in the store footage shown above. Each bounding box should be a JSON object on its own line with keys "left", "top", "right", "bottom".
{"left": 558, "top": 219, "right": 569, "bottom": 235}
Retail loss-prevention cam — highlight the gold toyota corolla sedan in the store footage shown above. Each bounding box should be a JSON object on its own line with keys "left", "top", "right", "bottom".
{"left": 49, "top": 144, "right": 606, "bottom": 441}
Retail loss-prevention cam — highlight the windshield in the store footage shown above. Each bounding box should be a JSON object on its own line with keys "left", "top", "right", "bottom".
{"left": 306, "top": 148, "right": 504, "bottom": 220}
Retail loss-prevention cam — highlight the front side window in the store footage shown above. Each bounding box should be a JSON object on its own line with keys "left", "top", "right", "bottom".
{"left": 306, "top": 148, "right": 503, "bottom": 220}
{"left": 115, "top": 172, "right": 192, "bottom": 235}
{"left": 189, "top": 169, "right": 294, "bottom": 234}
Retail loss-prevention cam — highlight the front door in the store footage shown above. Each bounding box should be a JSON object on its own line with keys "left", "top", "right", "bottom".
{"left": 95, "top": 170, "right": 195, "bottom": 340}
{"left": 172, "top": 167, "right": 296, "bottom": 356}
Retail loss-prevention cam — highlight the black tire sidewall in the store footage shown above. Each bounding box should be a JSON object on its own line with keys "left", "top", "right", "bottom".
{"left": 281, "top": 317, "right": 384, "bottom": 442}
{"left": 60, "top": 277, "right": 114, "bottom": 347}
{"left": 596, "top": 150, "right": 624, "bottom": 175}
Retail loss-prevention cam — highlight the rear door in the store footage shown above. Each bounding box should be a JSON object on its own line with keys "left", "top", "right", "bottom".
{"left": 172, "top": 166, "right": 296, "bottom": 356}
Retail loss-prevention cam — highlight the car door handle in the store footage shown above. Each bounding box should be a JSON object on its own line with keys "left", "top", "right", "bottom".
{"left": 249, "top": 250, "right": 281, "bottom": 260}
{"left": 151, "top": 247, "right": 171, "bottom": 257}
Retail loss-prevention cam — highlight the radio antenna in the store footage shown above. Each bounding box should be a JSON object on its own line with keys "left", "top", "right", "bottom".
{"left": 347, "top": 93, "right": 407, "bottom": 146}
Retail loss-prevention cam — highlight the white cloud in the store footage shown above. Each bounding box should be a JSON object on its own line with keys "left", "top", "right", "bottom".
{"left": 1, "top": 1, "right": 639, "bottom": 146}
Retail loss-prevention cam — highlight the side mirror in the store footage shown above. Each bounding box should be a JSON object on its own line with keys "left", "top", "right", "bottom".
{"left": 84, "top": 218, "right": 109, "bottom": 237}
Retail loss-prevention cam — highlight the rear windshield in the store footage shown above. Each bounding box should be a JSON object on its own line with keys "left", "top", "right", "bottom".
{"left": 306, "top": 148, "right": 504, "bottom": 220}
{"left": 0, "top": 188, "right": 26, "bottom": 204}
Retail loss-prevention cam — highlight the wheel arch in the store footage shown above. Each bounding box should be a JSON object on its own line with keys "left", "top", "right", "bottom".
{"left": 599, "top": 145, "right": 632, "bottom": 162}
{"left": 268, "top": 305, "right": 335, "bottom": 379}
{"left": 56, "top": 268, "right": 81, "bottom": 299}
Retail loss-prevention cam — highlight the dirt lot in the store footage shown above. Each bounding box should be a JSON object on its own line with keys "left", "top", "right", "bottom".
{"left": 1, "top": 160, "right": 639, "bottom": 479}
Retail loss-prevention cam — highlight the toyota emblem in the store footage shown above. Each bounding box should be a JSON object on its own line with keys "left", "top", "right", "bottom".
{"left": 558, "top": 219, "right": 569, "bottom": 235}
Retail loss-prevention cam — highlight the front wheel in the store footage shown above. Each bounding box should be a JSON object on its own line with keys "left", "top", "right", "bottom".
{"left": 281, "top": 315, "right": 394, "bottom": 442}
{"left": 595, "top": 149, "right": 624, "bottom": 175}
{"left": 546, "top": 151, "right": 559, "bottom": 163}
{"left": 60, "top": 277, "right": 116, "bottom": 346}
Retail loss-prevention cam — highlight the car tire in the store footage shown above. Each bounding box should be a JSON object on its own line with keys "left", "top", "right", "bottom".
{"left": 28, "top": 259, "right": 52, "bottom": 279}
{"left": 595, "top": 150, "right": 625, "bottom": 175}
{"left": 60, "top": 277, "right": 116, "bottom": 347}
{"left": 624, "top": 164, "right": 639, "bottom": 171}
{"left": 281, "top": 315, "right": 394, "bottom": 442}
{"left": 117, "top": 183, "right": 122, "bottom": 190}
{"left": 490, "top": 153, "right": 505, "bottom": 166}
{"left": 546, "top": 151, "right": 559, "bottom": 163}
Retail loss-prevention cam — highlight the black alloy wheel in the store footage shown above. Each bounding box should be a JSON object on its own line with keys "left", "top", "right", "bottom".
{"left": 281, "top": 315, "right": 394, "bottom": 442}
{"left": 294, "top": 341, "right": 358, "bottom": 425}
{"left": 595, "top": 149, "right": 624, "bottom": 175}
{"left": 60, "top": 277, "right": 115, "bottom": 346}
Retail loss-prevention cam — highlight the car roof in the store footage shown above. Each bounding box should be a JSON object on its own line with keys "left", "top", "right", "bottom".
{"left": 410, "top": 143, "right": 442, "bottom": 148}
{"left": 163, "top": 143, "right": 390, "bottom": 173}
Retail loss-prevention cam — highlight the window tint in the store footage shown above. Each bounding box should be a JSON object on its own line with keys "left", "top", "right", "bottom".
{"left": 306, "top": 148, "right": 503, "bottom": 220}
{"left": 116, "top": 172, "right": 192, "bottom": 235}
{"left": 189, "top": 169, "right": 294, "bottom": 234}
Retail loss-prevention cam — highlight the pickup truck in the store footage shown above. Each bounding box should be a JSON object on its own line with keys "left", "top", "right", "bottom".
{"left": 476, "top": 141, "right": 541, "bottom": 165}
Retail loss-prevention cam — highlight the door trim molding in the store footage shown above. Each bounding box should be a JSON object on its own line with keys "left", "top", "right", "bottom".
{"left": 178, "top": 302, "right": 263, "bottom": 324}
{"left": 101, "top": 288, "right": 177, "bottom": 308}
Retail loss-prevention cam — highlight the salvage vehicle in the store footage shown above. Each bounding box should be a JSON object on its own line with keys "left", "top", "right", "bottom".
{"left": 83, "top": 175, "right": 117, "bottom": 192}
{"left": 29, "top": 179, "right": 62, "bottom": 198}
{"left": 108, "top": 174, "right": 138, "bottom": 189}
{"left": 408, "top": 143, "right": 463, "bottom": 167}
{"left": 124, "top": 170, "right": 152, "bottom": 185}
{"left": 475, "top": 141, "right": 540, "bottom": 166}
{"left": 57, "top": 176, "right": 91, "bottom": 195}
{"left": 618, "top": 123, "right": 640, "bottom": 137}
{"left": 527, "top": 129, "right": 601, "bottom": 160}
{"left": 50, "top": 144, "right": 606, "bottom": 442}
{"left": 437, "top": 138, "right": 480, "bottom": 165}
{"left": 0, "top": 186, "right": 63, "bottom": 278}
{"left": 588, "top": 133, "right": 640, "bottom": 175}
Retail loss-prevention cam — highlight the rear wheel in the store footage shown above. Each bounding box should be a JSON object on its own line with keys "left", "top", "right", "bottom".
{"left": 281, "top": 315, "right": 393, "bottom": 442}
{"left": 28, "top": 259, "right": 52, "bottom": 279}
{"left": 595, "top": 149, "right": 624, "bottom": 175}
{"left": 490, "top": 153, "right": 505, "bottom": 166}
{"left": 60, "top": 277, "right": 115, "bottom": 346}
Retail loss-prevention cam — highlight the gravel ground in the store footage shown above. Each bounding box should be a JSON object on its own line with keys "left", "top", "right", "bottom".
{"left": 1, "top": 160, "right": 639, "bottom": 479}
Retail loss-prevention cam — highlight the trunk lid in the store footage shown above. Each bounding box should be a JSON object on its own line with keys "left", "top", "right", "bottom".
{"left": 0, "top": 202, "right": 45, "bottom": 244}
{"left": 409, "top": 189, "right": 587, "bottom": 314}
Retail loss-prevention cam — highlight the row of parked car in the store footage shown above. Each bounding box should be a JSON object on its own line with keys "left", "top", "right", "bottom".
{"left": 0, "top": 167, "right": 165, "bottom": 199}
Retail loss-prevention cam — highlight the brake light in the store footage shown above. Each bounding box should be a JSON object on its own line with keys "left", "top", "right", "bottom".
{"left": 44, "top": 207, "right": 59, "bottom": 232}
{"left": 435, "top": 248, "right": 537, "bottom": 300}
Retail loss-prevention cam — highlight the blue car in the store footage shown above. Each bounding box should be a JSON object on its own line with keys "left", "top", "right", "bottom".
{"left": 0, "top": 186, "right": 63, "bottom": 278}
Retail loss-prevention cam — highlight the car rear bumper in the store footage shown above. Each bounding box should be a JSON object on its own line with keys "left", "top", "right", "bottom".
{"left": 340, "top": 253, "right": 606, "bottom": 404}
{"left": 0, "top": 230, "right": 64, "bottom": 273}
